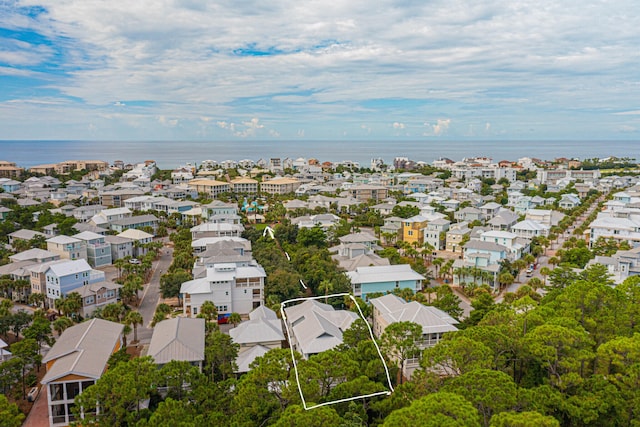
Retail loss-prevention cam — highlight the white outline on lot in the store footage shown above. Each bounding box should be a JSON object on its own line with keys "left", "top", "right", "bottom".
{"left": 280, "top": 293, "right": 394, "bottom": 410}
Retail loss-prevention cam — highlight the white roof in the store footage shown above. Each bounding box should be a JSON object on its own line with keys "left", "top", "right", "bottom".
{"left": 48, "top": 259, "right": 92, "bottom": 277}
{"left": 47, "top": 235, "right": 81, "bottom": 244}
{"left": 230, "top": 311, "right": 284, "bottom": 345}
{"left": 179, "top": 278, "right": 211, "bottom": 295}
{"left": 285, "top": 300, "right": 358, "bottom": 356}
{"left": 9, "top": 248, "right": 58, "bottom": 262}
{"left": 370, "top": 294, "right": 458, "bottom": 335}
{"left": 346, "top": 264, "right": 424, "bottom": 285}
{"left": 117, "top": 228, "right": 154, "bottom": 240}
{"left": 147, "top": 317, "right": 205, "bottom": 364}
{"left": 512, "top": 219, "right": 550, "bottom": 231}
{"left": 481, "top": 230, "right": 517, "bottom": 239}
{"left": 73, "top": 231, "right": 104, "bottom": 241}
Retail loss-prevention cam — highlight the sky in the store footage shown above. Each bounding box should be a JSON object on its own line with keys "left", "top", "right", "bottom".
{"left": 1, "top": 1, "right": 639, "bottom": 141}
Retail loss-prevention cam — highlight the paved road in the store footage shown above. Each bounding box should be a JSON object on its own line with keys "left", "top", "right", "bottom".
{"left": 134, "top": 245, "right": 174, "bottom": 344}
{"left": 497, "top": 194, "right": 605, "bottom": 301}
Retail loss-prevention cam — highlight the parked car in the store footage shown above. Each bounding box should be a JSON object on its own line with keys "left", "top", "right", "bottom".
{"left": 129, "top": 258, "right": 141, "bottom": 265}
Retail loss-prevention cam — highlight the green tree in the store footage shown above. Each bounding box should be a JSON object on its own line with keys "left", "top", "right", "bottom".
{"left": 124, "top": 310, "right": 144, "bottom": 343}
{"left": 297, "top": 225, "right": 327, "bottom": 248}
{"left": 383, "top": 392, "right": 481, "bottom": 427}
{"left": 52, "top": 316, "right": 73, "bottom": 336}
{"left": 205, "top": 330, "right": 239, "bottom": 381}
{"left": 0, "top": 393, "right": 24, "bottom": 427}
{"left": 73, "top": 356, "right": 158, "bottom": 426}
{"left": 228, "top": 312, "right": 242, "bottom": 327}
{"left": 443, "top": 369, "right": 518, "bottom": 427}
{"left": 380, "top": 321, "right": 423, "bottom": 385}
{"left": 489, "top": 411, "right": 560, "bottom": 427}
{"left": 273, "top": 404, "right": 343, "bottom": 426}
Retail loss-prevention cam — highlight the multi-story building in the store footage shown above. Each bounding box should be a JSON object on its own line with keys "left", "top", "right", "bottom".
{"left": 41, "top": 319, "right": 124, "bottom": 427}
{"left": 231, "top": 177, "right": 259, "bottom": 194}
{"left": 180, "top": 263, "right": 266, "bottom": 319}
{"left": 259, "top": 177, "right": 301, "bottom": 195}
{"left": 44, "top": 259, "right": 105, "bottom": 306}
{"left": 46, "top": 236, "right": 87, "bottom": 261}
{"left": 187, "top": 178, "right": 230, "bottom": 198}
{"left": 348, "top": 184, "right": 389, "bottom": 203}
{"left": 402, "top": 215, "right": 428, "bottom": 246}
{"left": 73, "top": 231, "right": 112, "bottom": 267}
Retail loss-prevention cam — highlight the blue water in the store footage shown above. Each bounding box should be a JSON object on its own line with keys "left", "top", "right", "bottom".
{"left": 0, "top": 140, "right": 638, "bottom": 169}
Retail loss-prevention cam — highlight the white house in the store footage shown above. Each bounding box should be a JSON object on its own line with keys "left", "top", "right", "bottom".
{"left": 229, "top": 306, "right": 285, "bottom": 373}
{"left": 180, "top": 263, "right": 266, "bottom": 319}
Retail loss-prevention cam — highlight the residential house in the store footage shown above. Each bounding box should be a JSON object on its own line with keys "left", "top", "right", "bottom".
{"left": 346, "top": 264, "right": 425, "bottom": 300}
{"left": 180, "top": 263, "right": 266, "bottom": 319}
{"left": 479, "top": 230, "right": 529, "bottom": 260}
{"left": 90, "top": 207, "right": 132, "bottom": 228}
{"left": 110, "top": 214, "right": 159, "bottom": 233}
{"left": 511, "top": 219, "right": 550, "bottom": 239}
{"left": 424, "top": 218, "right": 450, "bottom": 250}
{"left": 525, "top": 209, "right": 565, "bottom": 227}
{"left": 104, "top": 235, "right": 134, "bottom": 261}
{"left": 446, "top": 222, "right": 471, "bottom": 253}
{"left": 99, "top": 188, "right": 146, "bottom": 207}
{"left": 41, "top": 319, "right": 124, "bottom": 427}
{"left": 487, "top": 208, "right": 520, "bottom": 231}
{"left": 291, "top": 213, "right": 340, "bottom": 230}
{"left": 454, "top": 206, "right": 484, "bottom": 223}
{"left": 370, "top": 294, "right": 458, "bottom": 378}
{"left": 559, "top": 193, "right": 581, "bottom": 210}
{"left": 402, "top": 215, "right": 429, "bottom": 246}
{"left": 72, "top": 281, "right": 122, "bottom": 317}
{"left": 230, "top": 306, "right": 285, "bottom": 373}
{"left": 10, "top": 248, "right": 59, "bottom": 264}
{"left": 348, "top": 184, "right": 389, "bottom": 203}
{"left": 116, "top": 229, "right": 153, "bottom": 258}
{"left": 73, "top": 231, "right": 112, "bottom": 267}
{"left": 587, "top": 247, "right": 640, "bottom": 284}
{"left": 284, "top": 300, "right": 358, "bottom": 359}
{"left": 44, "top": 259, "right": 105, "bottom": 306}
{"left": 148, "top": 317, "right": 205, "bottom": 370}
{"left": 8, "top": 229, "right": 46, "bottom": 247}
{"left": 190, "top": 222, "right": 244, "bottom": 239}
{"left": 47, "top": 235, "right": 87, "bottom": 261}
{"left": 201, "top": 200, "right": 239, "bottom": 221}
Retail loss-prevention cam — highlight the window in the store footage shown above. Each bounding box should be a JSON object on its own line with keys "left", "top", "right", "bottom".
{"left": 66, "top": 382, "right": 81, "bottom": 400}
{"left": 86, "top": 296, "right": 94, "bottom": 305}
{"left": 50, "top": 384, "right": 64, "bottom": 401}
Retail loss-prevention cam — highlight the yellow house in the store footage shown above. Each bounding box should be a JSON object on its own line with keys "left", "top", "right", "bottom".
{"left": 402, "top": 215, "right": 429, "bottom": 246}
{"left": 41, "top": 319, "right": 124, "bottom": 426}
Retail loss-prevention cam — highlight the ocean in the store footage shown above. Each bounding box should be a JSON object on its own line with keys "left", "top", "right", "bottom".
{"left": 0, "top": 140, "right": 638, "bottom": 169}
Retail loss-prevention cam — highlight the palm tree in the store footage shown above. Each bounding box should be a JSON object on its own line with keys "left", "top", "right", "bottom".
{"left": 199, "top": 300, "right": 218, "bottom": 323}
{"left": 124, "top": 311, "right": 144, "bottom": 343}
{"left": 228, "top": 312, "right": 242, "bottom": 328}
{"left": 432, "top": 258, "right": 444, "bottom": 280}
{"left": 319, "top": 280, "right": 334, "bottom": 303}
{"left": 52, "top": 316, "right": 73, "bottom": 336}
{"left": 540, "top": 266, "right": 551, "bottom": 286}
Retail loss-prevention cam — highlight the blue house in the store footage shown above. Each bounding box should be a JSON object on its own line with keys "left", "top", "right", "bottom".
{"left": 45, "top": 259, "right": 106, "bottom": 306}
{"left": 346, "top": 264, "right": 425, "bottom": 300}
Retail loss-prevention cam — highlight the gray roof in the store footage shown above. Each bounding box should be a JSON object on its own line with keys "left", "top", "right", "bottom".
{"left": 42, "top": 319, "right": 124, "bottom": 383}
{"left": 346, "top": 264, "right": 424, "bottom": 285}
{"left": 147, "top": 317, "right": 205, "bottom": 364}
{"left": 111, "top": 214, "right": 159, "bottom": 226}
{"left": 370, "top": 294, "right": 458, "bottom": 335}
{"left": 464, "top": 240, "right": 507, "bottom": 252}
{"left": 229, "top": 307, "right": 284, "bottom": 345}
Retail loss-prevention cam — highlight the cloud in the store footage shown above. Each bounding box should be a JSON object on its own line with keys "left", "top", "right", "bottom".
{"left": 113, "top": 101, "right": 125, "bottom": 107}
{"left": 1, "top": 0, "right": 639, "bottom": 139}
{"left": 158, "top": 116, "right": 178, "bottom": 127}
{"left": 423, "top": 119, "right": 451, "bottom": 136}
{"left": 392, "top": 122, "right": 405, "bottom": 129}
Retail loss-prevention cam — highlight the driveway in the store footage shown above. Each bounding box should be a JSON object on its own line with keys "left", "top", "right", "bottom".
{"left": 134, "top": 245, "right": 174, "bottom": 344}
